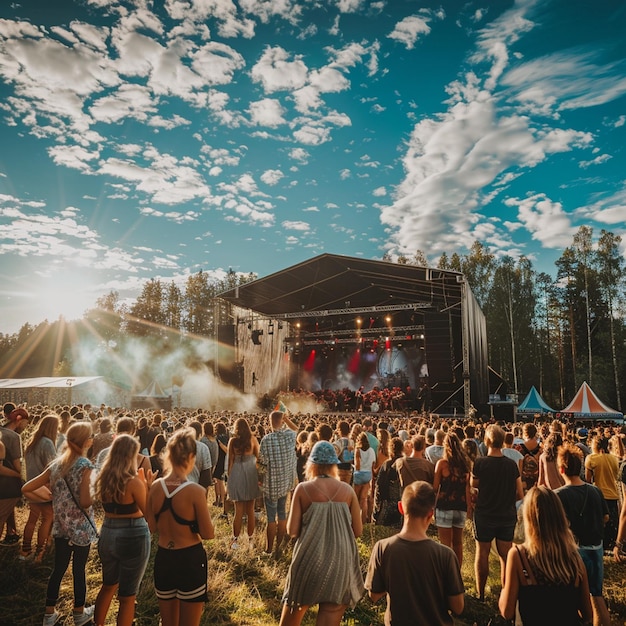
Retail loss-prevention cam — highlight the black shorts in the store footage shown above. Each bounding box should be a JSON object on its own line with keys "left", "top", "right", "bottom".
{"left": 473, "top": 513, "right": 516, "bottom": 543}
{"left": 154, "top": 543, "right": 208, "bottom": 603}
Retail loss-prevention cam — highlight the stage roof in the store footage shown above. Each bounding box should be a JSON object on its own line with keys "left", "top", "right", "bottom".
{"left": 219, "top": 253, "right": 465, "bottom": 317}
{"left": 0, "top": 377, "right": 103, "bottom": 389}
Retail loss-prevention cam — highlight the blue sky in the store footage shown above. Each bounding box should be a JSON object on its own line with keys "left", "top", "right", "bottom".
{"left": 1, "top": 0, "right": 625, "bottom": 334}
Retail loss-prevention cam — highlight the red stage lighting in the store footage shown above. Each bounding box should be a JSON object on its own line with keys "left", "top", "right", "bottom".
{"left": 304, "top": 349, "right": 316, "bottom": 371}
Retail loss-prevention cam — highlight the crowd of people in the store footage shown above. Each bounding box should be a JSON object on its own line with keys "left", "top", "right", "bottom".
{"left": 261, "top": 382, "right": 433, "bottom": 414}
{"left": 1, "top": 398, "right": 626, "bottom": 626}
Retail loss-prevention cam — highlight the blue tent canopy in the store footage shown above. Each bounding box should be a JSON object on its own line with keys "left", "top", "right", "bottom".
{"left": 517, "top": 386, "right": 557, "bottom": 414}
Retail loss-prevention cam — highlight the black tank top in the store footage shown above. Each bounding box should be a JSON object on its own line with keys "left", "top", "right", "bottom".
{"left": 102, "top": 501, "right": 139, "bottom": 515}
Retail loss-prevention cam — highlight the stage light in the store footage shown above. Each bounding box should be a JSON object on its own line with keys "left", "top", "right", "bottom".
{"left": 251, "top": 329, "right": 263, "bottom": 345}
{"left": 356, "top": 317, "right": 362, "bottom": 326}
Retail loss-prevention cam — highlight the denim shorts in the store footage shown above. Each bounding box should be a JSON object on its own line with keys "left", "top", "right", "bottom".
{"left": 353, "top": 470, "right": 372, "bottom": 486}
{"left": 264, "top": 495, "right": 287, "bottom": 523}
{"left": 435, "top": 508, "right": 467, "bottom": 529}
{"left": 98, "top": 517, "right": 151, "bottom": 597}
{"left": 579, "top": 544, "right": 604, "bottom": 596}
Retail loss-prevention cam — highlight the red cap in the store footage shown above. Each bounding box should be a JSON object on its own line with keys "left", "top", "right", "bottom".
{"left": 8, "top": 408, "right": 29, "bottom": 422}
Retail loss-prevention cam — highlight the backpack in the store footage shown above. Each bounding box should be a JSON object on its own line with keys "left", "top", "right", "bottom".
{"left": 518, "top": 443, "right": 540, "bottom": 488}
{"left": 336, "top": 437, "right": 353, "bottom": 464}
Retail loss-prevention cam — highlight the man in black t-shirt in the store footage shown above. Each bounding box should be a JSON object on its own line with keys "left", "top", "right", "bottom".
{"left": 471, "top": 424, "right": 523, "bottom": 601}
{"left": 556, "top": 443, "right": 610, "bottom": 626}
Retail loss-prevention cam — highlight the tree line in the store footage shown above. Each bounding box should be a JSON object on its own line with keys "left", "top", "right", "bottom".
{"left": 0, "top": 227, "right": 624, "bottom": 411}
{"left": 414, "top": 226, "right": 624, "bottom": 411}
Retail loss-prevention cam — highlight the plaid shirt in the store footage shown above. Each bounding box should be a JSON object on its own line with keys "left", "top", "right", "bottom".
{"left": 258, "top": 427, "right": 297, "bottom": 501}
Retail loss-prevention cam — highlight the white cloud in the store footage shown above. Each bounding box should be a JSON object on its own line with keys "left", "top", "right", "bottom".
{"left": 0, "top": 200, "right": 139, "bottom": 272}
{"left": 248, "top": 98, "right": 286, "bottom": 127}
{"left": 297, "top": 23, "right": 317, "bottom": 40}
{"left": 0, "top": 19, "right": 42, "bottom": 39}
{"left": 289, "top": 147, "right": 309, "bottom": 162}
{"left": 581, "top": 185, "right": 626, "bottom": 226}
{"left": 250, "top": 46, "right": 308, "bottom": 94}
{"left": 381, "top": 1, "right": 600, "bottom": 259}
{"left": 190, "top": 42, "right": 245, "bottom": 85}
{"left": 293, "top": 123, "right": 331, "bottom": 145}
{"left": 282, "top": 220, "right": 310, "bottom": 231}
{"left": 139, "top": 207, "right": 200, "bottom": 223}
{"left": 308, "top": 66, "right": 349, "bottom": 93}
{"left": 388, "top": 16, "right": 432, "bottom": 50}
{"left": 165, "top": 0, "right": 255, "bottom": 39}
{"left": 260, "top": 169, "right": 284, "bottom": 185}
{"left": 292, "top": 85, "right": 323, "bottom": 114}
{"left": 240, "top": 0, "right": 302, "bottom": 24}
{"left": 336, "top": 0, "right": 363, "bottom": 13}
{"left": 502, "top": 51, "right": 626, "bottom": 117}
{"left": 90, "top": 83, "right": 157, "bottom": 123}
{"left": 70, "top": 21, "right": 109, "bottom": 52}
{"left": 506, "top": 194, "right": 577, "bottom": 248}
{"left": 381, "top": 95, "right": 591, "bottom": 257}
{"left": 97, "top": 148, "right": 213, "bottom": 206}
{"left": 579, "top": 154, "right": 611, "bottom": 168}
{"left": 373, "top": 186, "right": 386, "bottom": 197}
{"left": 471, "top": 1, "right": 534, "bottom": 91}
{"left": 48, "top": 144, "right": 100, "bottom": 171}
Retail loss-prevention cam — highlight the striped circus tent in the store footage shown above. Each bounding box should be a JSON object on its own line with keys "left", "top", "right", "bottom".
{"left": 561, "top": 381, "right": 623, "bottom": 420}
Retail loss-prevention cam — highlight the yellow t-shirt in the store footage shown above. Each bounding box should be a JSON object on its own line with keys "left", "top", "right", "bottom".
{"left": 585, "top": 453, "right": 619, "bottom": 500}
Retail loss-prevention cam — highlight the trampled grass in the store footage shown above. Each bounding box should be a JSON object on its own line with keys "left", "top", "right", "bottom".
{"left": 2, "top": 500, "right": 626, "bottom": 625}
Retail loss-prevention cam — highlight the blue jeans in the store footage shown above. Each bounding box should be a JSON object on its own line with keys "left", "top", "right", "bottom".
{"left": 579, "top": 544, "right": 604, "bottom": 597}
{"left": 46, "top": 537, "right": 91, "bottom": 607}
{"left": 264, "top": 495, "right": 287, "bottom": 523}
{"left": 98, "top": 517, "right": 151, "bottom": 597}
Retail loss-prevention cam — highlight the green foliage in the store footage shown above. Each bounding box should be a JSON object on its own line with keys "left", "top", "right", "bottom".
{"left": 1, "top": 230, "right": 625, "bottom": 411}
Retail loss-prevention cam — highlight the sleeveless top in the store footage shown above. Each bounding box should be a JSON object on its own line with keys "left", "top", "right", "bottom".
{"left": 103, "top": 501, "right": 139, "bottom": 515}
{"left": 516, "top": 545, "right": 582, "bottom": 626}
{"left": 283, "top": 480, "right": 364, "bottom": 607}
{"left": 437, "top": 468, "right": 468, "bottom": 511}
{"left": 154, "top": 480, "right": 199, "bottom": 534}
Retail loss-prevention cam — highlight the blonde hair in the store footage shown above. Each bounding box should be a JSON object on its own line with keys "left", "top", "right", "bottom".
{"left": 485, "top": 424, "right": 505, "bottom": 449}
{"left": 523, "top": 486, "right": 584, "bottom": 585}
{"left": 95, "top": 434, "right": 139, "bottom": 504}
{"left": 57, "top": 421, "right": 93, "bottom": 477}
{"left": 164, "top": 427, "right": 197, "bottom": 473}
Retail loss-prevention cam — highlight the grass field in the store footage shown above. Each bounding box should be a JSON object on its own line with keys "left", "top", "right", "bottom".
{"left": 2, "top": 499, "right": 626, "bottom": 625}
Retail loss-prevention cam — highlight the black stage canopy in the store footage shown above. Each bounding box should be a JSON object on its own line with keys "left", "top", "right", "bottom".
{"left": 219, "top": 254, "right": 488, "bottom": 415}
{"left": 220, "top": 253, "right": 463, "bottom": 315}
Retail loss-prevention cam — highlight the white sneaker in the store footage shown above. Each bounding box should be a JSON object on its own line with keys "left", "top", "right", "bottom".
{"left": 42, "top": 611, "right": 61, "bottom": 626}
{"left": 73, "top": 605, "right": 94, "bottom": 626}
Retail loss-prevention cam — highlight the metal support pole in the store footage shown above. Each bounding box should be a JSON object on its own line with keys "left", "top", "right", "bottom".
{"left": 460, "top": 281, "right": 471, "bottom": 418}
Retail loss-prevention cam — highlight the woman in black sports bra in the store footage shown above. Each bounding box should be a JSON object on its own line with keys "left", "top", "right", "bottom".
{"left": 93, "top": 434, "right": 155, "bottom": 626}
{"left": 147, "top": 428, "right": 214, "bottom": 626}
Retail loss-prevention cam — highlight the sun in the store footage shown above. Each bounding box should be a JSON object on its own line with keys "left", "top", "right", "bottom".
{"left": 32, "top": 268, "right": 98, "bottom": 325}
